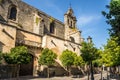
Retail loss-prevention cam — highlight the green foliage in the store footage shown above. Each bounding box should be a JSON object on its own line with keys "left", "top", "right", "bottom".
{"left": 3, "top": 46, "right": 32, "bottom": 64}
{"left": 101, "top": 52, "right": 113, "bottom": 67}
{"left": 102, "top": 37, "right": 120, "bottom": 66}
{"left": 102, "top": 0, "right": 120, "bottom": 44}
{"left": 60, "top": 49, "right": 76, "bottom": 67}
{"left": 60, "top": 49, "right": 84, "bottom": 67}
{"left": 60, "top": 49, "right": 84, "bottom": 76}
{"left": 81, "top": 42, "right": 98, "bottom": 64}
{"left": 74, "top": 56, "right": 84, "bottom": 66}
{"left": 92, "top": 49, "right": 103, "bottom": 67}
{"left": 102, "top": 0, "right": 120, "bottom": 67}
{"left": 38, "top": 48, "right": 57, "bottom": 66}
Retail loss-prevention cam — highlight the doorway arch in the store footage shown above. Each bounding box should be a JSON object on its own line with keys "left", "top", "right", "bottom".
{"left": 19, "top": 54, "right": 34, "bottom": 76}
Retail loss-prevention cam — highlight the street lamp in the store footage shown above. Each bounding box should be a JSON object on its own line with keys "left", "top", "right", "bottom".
{"left": 87, "top": 36, "right": 92, "bottom": 43}
{"left": 87, "top": 36, "right": 94, "bottom": 80}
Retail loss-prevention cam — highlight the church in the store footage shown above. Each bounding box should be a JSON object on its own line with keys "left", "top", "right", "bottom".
{"left": 0, "top": 0, "right": 84, "bottom": 76}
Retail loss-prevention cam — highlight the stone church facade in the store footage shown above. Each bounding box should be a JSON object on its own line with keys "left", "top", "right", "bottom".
{"left": 0, "top": 0, "right": 84, "bottom": 76}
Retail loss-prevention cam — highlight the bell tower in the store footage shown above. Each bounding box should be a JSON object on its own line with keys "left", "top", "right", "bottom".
{"left": 64, "top": 7, "right": 77, "bottom": 40}
{"left": 64, "top": 7, "right": 83, "bottom": 44}
{"left": 64, "top": 7, "right": 77, "bottom": 29}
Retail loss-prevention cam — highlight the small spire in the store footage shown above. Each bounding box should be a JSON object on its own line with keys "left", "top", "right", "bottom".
{"left": 65, "top": 2, "right": 74, "bottom": 15}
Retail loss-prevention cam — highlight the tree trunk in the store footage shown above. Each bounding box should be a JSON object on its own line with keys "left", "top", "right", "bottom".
{"left": 47, "top": 67, "right": 50, "bottom": 78}
{"left": 90, "top": 61, "right": 94, "bottom": 80}
{"left": 118, "top": 66, "right": 120, "bottom": 80}
{"left": 16, "top": 64, "right": 20, "bottom": 80}
{"left": 67, "top": 66, "right": 71, "bottom": 76}
{"left": 69, "top": 66, "right": 71, "bottom": 76}
{"left": 107, "top": 67, "right": 110, "bottom": 80}
{"left": 87, "top": 65, "right": 90, "bottom": 80}
{"left": 101, "top": 67, "right": 103, "bottom": 80}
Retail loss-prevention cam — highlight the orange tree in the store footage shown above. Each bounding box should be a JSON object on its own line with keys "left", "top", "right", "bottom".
{"left": 38, "top": 48, "right": 57, "bottom": 78}
{"left": 60, "top": 49, "right": 84, "bottom": 76}
{"left": 3, "top": 46, "right": 32, "bottom": 79}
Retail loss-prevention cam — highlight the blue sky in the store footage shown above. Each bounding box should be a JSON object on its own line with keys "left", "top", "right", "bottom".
{"left": 23, "top": 0, "right": 111, "bottom": 48}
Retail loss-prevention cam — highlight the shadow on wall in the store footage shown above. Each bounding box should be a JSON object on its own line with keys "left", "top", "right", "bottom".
{"left": 0, "top": 41, "right": 4, "bottom": 52}
{"left": 0, "top": 15, "right": 6, "bottom": 22}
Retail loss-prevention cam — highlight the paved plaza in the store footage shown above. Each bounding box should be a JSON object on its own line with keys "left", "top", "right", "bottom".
{"left": 2, "top": 71, "right": 120, "bottom": 80}
{"left": 1, "top": 71, "right": 107, "bottom": 80}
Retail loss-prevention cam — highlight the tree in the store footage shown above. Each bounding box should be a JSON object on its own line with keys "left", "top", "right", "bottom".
{"left": 102, "top": 1, "right": 120, "bottom": 77}
{"left": 81, "top": 42, "right": 98, "bottom": 63}
{"left": 60, "top": 49, "right": 76, "bottom": 76}
{"left": 100, "top": 51, "right": 113, "bottom": 67}
{"left": 4, "top": 46, "right": 32, "bottom": 64}
{"left": 3, "top": 46, "right": 32, "bottom": 79}
{"left": 74, "top": 55, "right": 85, "bottom": 75}
{"left": 38, "top": 48, "right": 57, "bottom": 77}
{"left": 92, "top": 49, "right": 103, "bottom": 67}
{"left": 81, "top": 42, "right": 98, "bottom": 80}
{"left": 103, "top": 37, "right": 120, "bottom": 66}
{"left": 98, "top": 37, "right": 120, "bottom": 80}
{"left": 102, "top": 0, "right": 120, "bottom": 44}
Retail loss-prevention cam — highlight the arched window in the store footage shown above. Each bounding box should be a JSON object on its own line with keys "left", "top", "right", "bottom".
{"left": 70, "top": 36, "right": 75, "bottom": 42}
{"left": 71, "top": 21, "right": 72, "bottom": 27}
{"left": 9, "top": 6, "right": 17, "bottom": 20}
{"left": 50, "top": 22, "right": 55, "bottom": 33}
{"left": 67, "top": 19, "right": 69, "bottom": 24}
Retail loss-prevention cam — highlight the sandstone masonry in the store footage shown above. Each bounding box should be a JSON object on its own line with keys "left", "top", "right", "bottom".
{"left": 0, "top": 0, "right": 84, "bottom": 76}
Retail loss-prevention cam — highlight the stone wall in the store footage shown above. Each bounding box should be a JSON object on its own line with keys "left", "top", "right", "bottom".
{"left": 0, "top": 22, "right": 16, "bottom": 52}
{"left": 42, "top": 35, "right": 65, "bottom": 56}
{"left": 0, "top": 0, "right": 65, "bottom": 39}
{"left": 16, "top": 30, "right": 42, "bottom": 45}
{"left": 42, "top": 35, "right": 81, "bottom": 56}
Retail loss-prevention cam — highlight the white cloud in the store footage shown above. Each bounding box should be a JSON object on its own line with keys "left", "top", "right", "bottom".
{"left": 77, "top": 15, "right": 101, "bottom": 27}
{"left": 76, "top": 15, "right": 102, "bottom": 39}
